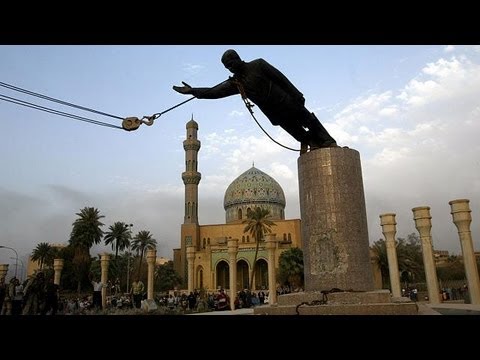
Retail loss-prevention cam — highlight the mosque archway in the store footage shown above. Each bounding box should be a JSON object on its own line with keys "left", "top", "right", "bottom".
{"left": 255, "top": 258, "right": 268, "bottom": 290}
{"left": 216, "top": 260, "right": 230, "bottom": 289}
{"left": 237, "top": 259, "right": 249, "bottom": 290}
{"left": 196, "top": 266, "right": 204, "bottom": 289}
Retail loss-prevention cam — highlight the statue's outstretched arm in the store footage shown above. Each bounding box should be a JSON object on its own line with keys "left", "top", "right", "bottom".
{"left": 173, "top": 79, "right": 239, "bottom": 99}
{"left": 172, "top": 81, "right": 193, "bottom": 94}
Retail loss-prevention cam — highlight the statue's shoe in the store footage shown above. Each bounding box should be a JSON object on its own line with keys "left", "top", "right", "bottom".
{"left": 300, "top": 143, "right": 308, "bottom": 154}
{"left": 318, "top": 140, "right": 338, "bottom": 148}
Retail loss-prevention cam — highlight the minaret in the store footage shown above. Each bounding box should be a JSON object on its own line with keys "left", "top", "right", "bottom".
{"left": 179, "top": 116, "right": 201, "bottom": 286}
{"left": 182, "top": 117, "right": 201, "bottom": 223}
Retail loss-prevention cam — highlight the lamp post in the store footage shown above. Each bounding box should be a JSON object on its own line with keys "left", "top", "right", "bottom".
{"left": 0, "top": 246, "right": 18, "bottom": 278}
{"left": 126, "top": 224, "right": 133, "bottom": 294}
{"left": 10, "top": 257, "right": 24, "bottom": 281}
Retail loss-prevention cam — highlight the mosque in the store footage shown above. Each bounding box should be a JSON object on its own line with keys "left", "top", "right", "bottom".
{"left": 173, "top": 119, "right": 302, "bottom": 292}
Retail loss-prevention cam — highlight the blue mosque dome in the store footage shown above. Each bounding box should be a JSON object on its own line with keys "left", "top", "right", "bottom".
{"left": 223, "top": 166, "right": 286, "bottom": 223}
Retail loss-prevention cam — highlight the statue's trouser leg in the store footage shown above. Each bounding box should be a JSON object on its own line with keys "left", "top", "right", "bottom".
{"left": 304, "top": 112, "right": 336, "bottom": 146}
{"left": 280, "top": 122, "right": 313, "bottom": 146}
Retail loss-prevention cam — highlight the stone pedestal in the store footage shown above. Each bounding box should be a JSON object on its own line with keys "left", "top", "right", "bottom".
{"left": 298, "top": 147, "right": 373, "bottom": 291}
{"left": 227, "top": 238, "right": 238, "bottom": 311}
{"left": 186, "top": 245, "right": 195, "bottom": 293}
{"left": 100, "top": 253, "right": 110, "bottom": 309}
{"left": 449, "top": 199, "right": 480, "bottom": 304}
{"left": 146, "top": 248, "right": 157, "bottom": 301}
{"left": 53, "top": 258, "right": 64, "bottom": 286}
{"left": 380, "top": 213, "right": 401, "bottom": 297}
{"left": 254, "top": 148, "right": 417, "bottom": 315}
{"left": 412, "top": 207, "right": 441, "bottom": 304}
{"left": 254, "top": 290, "right": 417, "bottom": 315}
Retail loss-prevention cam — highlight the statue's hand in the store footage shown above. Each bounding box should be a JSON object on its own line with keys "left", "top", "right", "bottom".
{"left": 173, "top": 81, "right": 193, "bottom": 95}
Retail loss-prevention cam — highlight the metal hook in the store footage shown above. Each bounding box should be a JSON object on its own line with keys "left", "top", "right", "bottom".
{"left": 122, "top": 115, "right": 156, "bottom": 132}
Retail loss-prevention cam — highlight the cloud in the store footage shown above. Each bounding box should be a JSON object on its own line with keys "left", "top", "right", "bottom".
{"left": 328, "top": 53, "right": 480, "bottom": 254}
{"left": 229, "top": 110, "right": 244, "bottom": 117}
{"left": 378, "top": 107, "right": 398, "bottom": 117}
{"left": 182, "top": 63, "right": 205, "bottom": 75}
{"left": 397, "top": 56, "right": 480, "bottom": 108}
{"left": 444, "top": 45, "right": 455, "bottom": 53}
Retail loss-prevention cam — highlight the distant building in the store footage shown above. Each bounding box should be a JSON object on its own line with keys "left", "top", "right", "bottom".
{"left": 173, "top": 118, "right": 301, "bottom": 292}
{"left": 173, "top": 118, "right": 385, "bottom": 293}
{"left": 156, "top": 256, "right": 170, "bottom": 266}
{"left": 433, "top": 250, "right": 449, "bottom": 265}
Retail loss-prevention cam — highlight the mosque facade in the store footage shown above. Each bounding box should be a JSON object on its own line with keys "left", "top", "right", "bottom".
{"left": 173, "top": 119, "right": 301, "bottom": 291}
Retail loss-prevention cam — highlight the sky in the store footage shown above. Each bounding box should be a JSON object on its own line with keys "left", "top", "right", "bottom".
{"left": 1, "top": 45, "right": 480, "bottom": 278}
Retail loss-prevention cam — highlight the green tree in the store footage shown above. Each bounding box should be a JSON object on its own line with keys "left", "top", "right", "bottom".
{"left": 370, "top": 233, "right": 425, "bottom": 289}
{"left": 131, "top": 230, "right": 157, "bottom": 279}
{"left": 278, "top": 247, "right": 304, "bottom": 289}
{"left": 31, "top": 242, "right": 54, "bottom": 270}
{"left": 57, "top": 245, "right": 78, "bottom": 291}
{"left": 399, "top": 233, "right": 425, "bottom": 286}
{"left": 155, "top": 261, "right": 182, "bottom": 292}
{"left": 69, "top": 206, "right": 105, "bottom": 293}
{"left": 371, "top": 239, "right": 389, "bottom": 287}
{"left": 104, "top": 222, "right": 132, "bottom": 258}
{"left": 243, "top": 207, "right": 275, "bottom": 290}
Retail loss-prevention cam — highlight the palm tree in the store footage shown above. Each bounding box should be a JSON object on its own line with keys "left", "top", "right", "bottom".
{"left": 131, "top": 230, "right": 157, "bottom": 278}
{"left": 104, "top": 222, "right": 132, "bottom": 258}
{"left": 31, "top": 242, "right": 53, "bottom": 270}
{"left": 371, "top": 239, "right": 389, "bottom": 288}
{"left": 278, "top": 247, "right": 304, "bottom": 289}
{"left": 155, "top": 261, "right": 182, "bottom": 292}
{"left": 69, "top": 206, "right": 105, "bottom": 293}
{"left": 243, "top": 207, "right": 275, "bottom": 290}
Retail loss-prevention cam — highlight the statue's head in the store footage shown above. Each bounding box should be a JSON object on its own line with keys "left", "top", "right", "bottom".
{"left": 221, "top": 49, "right": 242, "bottom": 74}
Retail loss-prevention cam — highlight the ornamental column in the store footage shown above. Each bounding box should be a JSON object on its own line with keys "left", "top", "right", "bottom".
{"left": 53, "top": 258, "right": 64, "bottom": 286}
{"left": 379, "top": 213, "right": 401, "bottom": 297}
{"left": 449, "top": 199, "right": 480, "bottom": 304}
{"left": 265, "top": 234, "right": 278, "bottom": 305}
{"left": 228, "top": 238, "right": 238, "bottom": 311}
{"left": 146, "top": 247, "right": 157, "bottom": 300}
{"left": 100, "top": 253, "right": 110, "bottom": 309}
{"left": 187, "top": 245, "right": 195, "bottom": 293}
{"left": 412, "top": 206, "right": 440, "bottom": 304}
{"left": 0, "top": 264, "right": 8, "bottom": 282}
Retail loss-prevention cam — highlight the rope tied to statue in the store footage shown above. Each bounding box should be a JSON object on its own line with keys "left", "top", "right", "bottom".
{"left": 231, "top": 77, "right": 301, "bottom": 152}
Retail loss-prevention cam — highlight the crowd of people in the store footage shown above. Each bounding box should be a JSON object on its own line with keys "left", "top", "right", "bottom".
{"left": 0, "top": 271, "right": 301, "bottom": 315}
{"left": 0, "top": 271, "right": 59, "bottom": 315}
{"left": 154, "top": 288, "right": 272, "bottom": 313}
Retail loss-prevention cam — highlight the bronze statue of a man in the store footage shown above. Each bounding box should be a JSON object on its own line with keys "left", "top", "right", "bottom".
{"left": 173, "top": 49, "right": 337, "bottom": 150}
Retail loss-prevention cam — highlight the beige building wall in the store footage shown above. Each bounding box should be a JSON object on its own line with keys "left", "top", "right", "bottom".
{"left": 178, "top": 219, "right": 301, "bottom": 292}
